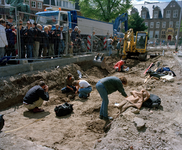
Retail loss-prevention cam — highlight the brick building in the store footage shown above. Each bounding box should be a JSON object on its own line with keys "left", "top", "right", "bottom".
{"left": 0, "top": 0, "right": 80, "bottom": 20}
{"left": 131, "top": 0, "right": 182, "bottom": 41}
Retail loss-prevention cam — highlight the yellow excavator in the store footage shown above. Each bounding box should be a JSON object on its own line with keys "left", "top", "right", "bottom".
{"left": 122, "top": 28, "right": 148, "bottom": 61}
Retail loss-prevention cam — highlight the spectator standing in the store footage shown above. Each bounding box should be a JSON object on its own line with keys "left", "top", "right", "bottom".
{"left": 24, "top": 21, "right": 34, "bottom": 58}
{"left": 58, "top": 26, "right": 65, "bottom": 56}
{"left": 0, "top": 18, "right": 8, "bottom": 58}
{"left": 107, "top": 36, "right": 113, "bottom": 56}
{"left": 48, "top": 25, "right": 54, "bottom": 57}
{"left": 37, "top": 24, "right": 43, "bottom": 57}
{"left": 71, "top": 26, "right": 78, "bottom": 43}
{"left": 18, "top": 19, "right": 26, "bottom": 58}
{"left": 68, "top": 28, "right": 73, "bottom": 55}
{"left": 116, "top": 39, "right": 123, "bottom": 57}
{"left": 77, "top": 29, "right": 82, "bottom": 46}
{"left": 53, "top": 24, "right": 60, "bottom": 56}
{"left": 17, "top": 22, "right": 25, "bottom": 58}
{"left": 6, "top": 24, "right": 16, "bottom": 57}
{"left": 42, "top": 26, "right": 49, "bottom": 57}
{"left": 32, "top": 22, "right": 41, "bottom": 58}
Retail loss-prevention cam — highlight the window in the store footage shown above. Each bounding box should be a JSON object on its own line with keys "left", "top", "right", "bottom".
{"left": 149, "top": 31, "right": 153, "bottom": 38}
{"left": 173, "top": 3, "right": 175, "bottom": 7}
{"left": 63, "top": 1, "right": 68, "bottom": 7}
{"left": 145, "top": 22, "right": 148, "bottom": 27}
{"left": 176, "top": 21, "right": 179, "bottom": 28}
{"left": 173, "top": 10, "right": 178, "bottom": 18}
{"left": 31, "top": 1, "right": 36, "bottom": 8}
{"left": 166, "top": 10, "right": 171, "bottom": 18}
{"left": 37, "top": 2, "right": 42, "bottom": 9}
{"left": 142, "top": 12, "right": 146, "bottom": 19}
{"left": 150, "top": 22, "right": 154, "bottom": 28}
{"left": 162, "top": 22, "right": 166, "bottom": 28}
{"left": 161, "top": 31, "right": 165, "bottom": 34}
{"left": 156, "top": 22, "right": 160, "bottom": 28}
{"left": 154, "top": 11, "right": 158, "bottom": 18}
{"left": 155, "top": 31, "right": 159, "bottom": 38}
{"left": 57, "top": 0, "right": 62, "bottom": 6}
{"left": 170, "top": 4, "right": 172, "bottom": 7}
{"left": 132, "top": 12, "right": 135, "bottom": 15}
{"left": 25, "top": 0, "right": 30, "bottom": 5}
{"left": 169, "top": 21, "right": 173, "bottom": 28}
{"left": 0, "top": 0, "right": 2, "bottom": 4}
{"left": 161, "top": 30, "right": 166, "bottom": 38}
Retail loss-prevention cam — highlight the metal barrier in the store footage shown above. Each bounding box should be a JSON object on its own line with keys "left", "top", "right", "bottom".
{"left": 0, "top": 9, "right": 118, "bottom": 64}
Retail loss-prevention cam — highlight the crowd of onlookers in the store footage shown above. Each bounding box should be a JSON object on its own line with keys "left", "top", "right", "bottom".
{"left": 0, "top": 16, "right": 83, "bottom": 60}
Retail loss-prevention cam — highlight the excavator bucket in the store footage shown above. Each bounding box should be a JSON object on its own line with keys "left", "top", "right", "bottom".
{"left": 93, "top": 53, "right": 105, "bottom": 67}
{"left": 93, "top": 53, "right": 114, "bottom": 73}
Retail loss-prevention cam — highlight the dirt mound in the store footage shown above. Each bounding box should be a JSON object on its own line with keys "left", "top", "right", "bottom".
{"left": 1, "top": 53, "right": 182, "bottom": 150}
{"left": 0, "top": 64, "right": 85, "bottom": 110}
{"left": 86, "top": 119, "right": 106, "bottom": 133}
{"left": 85, "top": 66, "right": 108, "bottom": 79}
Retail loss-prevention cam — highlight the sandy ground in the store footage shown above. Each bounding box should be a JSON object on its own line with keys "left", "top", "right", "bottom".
{"left": 0, "top": 51, "right": 182, "bottom": 150}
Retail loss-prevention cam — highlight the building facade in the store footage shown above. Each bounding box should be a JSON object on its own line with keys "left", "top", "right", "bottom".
{"left": 0, "top": 0, "right": 80, "bottom": 20}
{"left": 131, "top": 0, "right": 182, "bottom": 41}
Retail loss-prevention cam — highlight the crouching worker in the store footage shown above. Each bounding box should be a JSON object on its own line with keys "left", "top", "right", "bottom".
{"left": 96, "top": 76, "right": 128, "bottom": 120}
{"left": 23, "top": 81, "right": 49, "bottom": 113}
{"left": 61, "top": 73, "right": 76, "bottom": 93}
{"left": 114, "top": 60, "right": 126, "bottom": 72}
{"left": 73, "top": 80, "right": 92, "bottom": 99}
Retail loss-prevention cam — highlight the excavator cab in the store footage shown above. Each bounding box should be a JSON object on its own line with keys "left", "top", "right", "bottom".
{"left": 136, "top": 32, "right": 148, "bottom": 51}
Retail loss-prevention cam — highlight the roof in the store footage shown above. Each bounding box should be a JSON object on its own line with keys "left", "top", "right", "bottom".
{"left": 131, "top": 1, "right": 182, "bottom": 19}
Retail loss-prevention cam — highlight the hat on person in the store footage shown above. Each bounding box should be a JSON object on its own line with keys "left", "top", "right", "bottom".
{"left": 27, "top": 21, "right": 31, "bottom": 24}
{"left": 60, "top": 25, "right": 63, "bottom": 28}
{"left": 69, "top": 28, "right": 72, "bottom": 30}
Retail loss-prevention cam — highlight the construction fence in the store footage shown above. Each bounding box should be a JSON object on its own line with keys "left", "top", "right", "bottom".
{"left": 0, "top": 6, "right": 113, "bottom": 63}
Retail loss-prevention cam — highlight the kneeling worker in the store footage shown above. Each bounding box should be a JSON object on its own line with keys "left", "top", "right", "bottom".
{"left": 61, "top": 73, "right": 76, "bottom": 93}
{"left": 23, "top": 81, "right": 49, "bottom": 113}
{"left": 114, "top": 60, "right": 126, "bottom": 72}
{"left": 96, "top": 76, "right": 128, "bottom": 120}
{"left": 73, "top": 80, "right": 92, "bottom": 99}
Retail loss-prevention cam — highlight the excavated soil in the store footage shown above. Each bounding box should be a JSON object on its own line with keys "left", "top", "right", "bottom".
{"left": 0, "top": 52, "right": 182, "bottom": 150}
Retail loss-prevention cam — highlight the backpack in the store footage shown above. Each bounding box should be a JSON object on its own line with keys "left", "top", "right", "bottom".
{"left": 54, "top": 102, "right": 73, "bottom": 117}
{"left": 142, "top": 94, "right": 161, "bottom": 108}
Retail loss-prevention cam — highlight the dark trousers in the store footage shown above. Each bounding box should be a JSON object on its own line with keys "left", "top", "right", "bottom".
{"left": 21, "top": 44, "right": 25, "bottom": 58}
{"left": 54, "top": 39, "right": 60, "bottom": 56}
{"left": 6, "top": 44, "right": 16, "bottom": 57}
{"left": 61, "top": 86, "right": 76, "bottom": 93}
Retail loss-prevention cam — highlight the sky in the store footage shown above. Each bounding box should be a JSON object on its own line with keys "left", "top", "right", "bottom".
{"left": 131, "top": 0, "right": 173, "bottom": 5}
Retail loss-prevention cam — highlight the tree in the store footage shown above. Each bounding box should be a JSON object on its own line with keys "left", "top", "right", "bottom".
{"left": 128, "top": 13, "right": 148, "bottom": 34}
{"left": 69, "top": 0, "right": 132, "bottom": 22}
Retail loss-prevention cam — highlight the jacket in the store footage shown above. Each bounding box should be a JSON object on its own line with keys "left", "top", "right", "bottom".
{"left": 23, "top": 85, "right": 49, "bottom": 104}
{"left": 6, "top": 28, "right": 15, "bottom": 45}
{"left": 24, "top": 28, "right": 34, "bottom": 45}
{"left": 0, "top": 24, "right": 8, "bottom": 47}
{"left": 42, "top": 31, "right": 49, "bottom": 48}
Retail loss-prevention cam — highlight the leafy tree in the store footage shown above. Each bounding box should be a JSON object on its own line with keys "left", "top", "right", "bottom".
{"left": 128, "top": 13, "right": 148, "bottom": 34}
{"left": 69, "top": 0, "right": 132, "bottom": 22}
